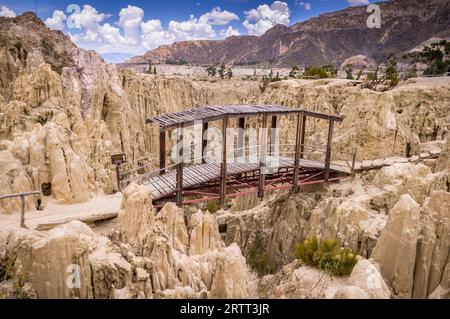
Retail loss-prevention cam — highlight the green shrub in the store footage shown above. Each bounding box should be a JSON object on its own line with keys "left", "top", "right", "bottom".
{"left": 303, "top": 66, "right": 330, "bottom": 79}
{"left": 385, "top": 57, "right": 400, "bottom": 87}
{"left": 294, "top": 237, "right": 358, "bottom": 276}
{"left": 249, "top": 235, "right": 272, "bottom": 277}
{"left": 206, "top": 201, "right": 221, "bottom": 214}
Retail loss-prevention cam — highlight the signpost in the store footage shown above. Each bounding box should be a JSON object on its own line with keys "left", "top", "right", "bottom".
{"left": 111, "top": 153, "right": 126, "bottom": 192}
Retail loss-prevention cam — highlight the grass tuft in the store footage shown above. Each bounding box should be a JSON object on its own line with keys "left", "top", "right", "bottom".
{"left": 294, "top": 237, "right": 358, "bottom": 276}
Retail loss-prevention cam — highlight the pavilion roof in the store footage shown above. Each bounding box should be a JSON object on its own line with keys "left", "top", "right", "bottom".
{"left": 148, "top": 104, "right": 343, "bottom": 130}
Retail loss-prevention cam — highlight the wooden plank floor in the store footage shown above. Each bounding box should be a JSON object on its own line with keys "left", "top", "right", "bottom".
{"left": 143, "top": 156, "right": 351, "bottom": 200}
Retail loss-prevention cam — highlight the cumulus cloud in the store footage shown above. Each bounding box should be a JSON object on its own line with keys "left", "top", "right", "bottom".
{"left": 243, "top": 1, "right": 290, "bottom": 36}
{"left": 347, "top": 0, "right": 370, "bottom": 6}
{"left": 67, "top": 5, "right": 129, "bottom": 54}
{"left": 118, "top": 5, "right": 144, "bottom": 45}
{"left": 141, "top": 19, "right": 175, "bottom": 49}
{"left": 70, "top": 5, "right": 109, "bottom": 30}
{"left": 199, "top": 7, "right": 239, "bottom": 25}
{"left": 296, "top": 1, "right": 312, "bottom": 11}
{"left": 45, "top": 10, "right": 67, "bottom": 31}
{"left": 63, "top": 5, "right": 240, "bottom": 58}
{"left": 0, "top": 5, "right": 16, "bottom": 18}
{"left": 168, "top": 15, "right": 216, "bottom": 41}
{"left": 220, "top": 26, "right": 240, "bottom": 38}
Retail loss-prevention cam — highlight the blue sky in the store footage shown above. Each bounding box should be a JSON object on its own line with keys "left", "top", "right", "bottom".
{"left": 0, "top": 0, "right": 379, "bottom": 62}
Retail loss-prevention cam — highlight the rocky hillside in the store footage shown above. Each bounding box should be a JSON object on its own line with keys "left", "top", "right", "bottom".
{"left": 0, "top": 11, "right": 449, "bottom": 300}
{"left": 128, "top": 0, "right": 450, "bottom": 67}
{"left": 1, "top": 12, "right": 450, "bottom": 214}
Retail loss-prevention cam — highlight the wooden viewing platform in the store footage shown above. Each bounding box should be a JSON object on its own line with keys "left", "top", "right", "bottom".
{"left": 121, "top": 104, "right": 351, "bottom": 207}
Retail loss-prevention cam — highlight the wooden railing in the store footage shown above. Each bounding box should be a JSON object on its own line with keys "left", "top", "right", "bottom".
{"left": 0, "top": 191, "right": 40, "bottom": 228}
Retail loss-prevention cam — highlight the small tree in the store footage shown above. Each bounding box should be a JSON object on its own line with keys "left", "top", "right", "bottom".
{"left": 303, "top": 66, "right": 329, "bottom": 79}
{"left": 419, "top": 40, "right": 450, "bottom": 75}
{"left": 153, "top": 66, "right": 157, "bottom": 75}
{"left": 356, "top": 68, "right": 364, "bottom": 80}
{"left": 323, "top": 64, "right": 338, "bottom": 77}
{"left": 206, "top": 65, "right": 217, "bottom": 77}
{"left": 227, "top": 68, "right": 233, "bottom": 79}
{"left": 218, "top": 64, "right": 226, "bottom": 79}
{"left": 259, "top": 76, "right": 270, "bottom": 93}
{"left": 289, "top": 65, "right": 300, "bottom": 78}
{"left": 345, "top": 64, "right": 354, "bottom": 80}
{"left": 269, "top": 69, "right": 274, "bottom": 80}
{"left": 385, "top": 57, "right": 400, "bottom": 87}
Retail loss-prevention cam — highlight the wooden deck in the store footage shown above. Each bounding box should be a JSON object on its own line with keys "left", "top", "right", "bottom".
{"left": 143, "top": 156, "right": 351, "bottom": 201}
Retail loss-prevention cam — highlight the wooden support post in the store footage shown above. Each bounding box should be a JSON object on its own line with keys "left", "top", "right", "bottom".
{"left": 115, "top": 164, "right": 121, "bottom": 192}
{"left": 220, "top": 117, "right": 229, "bottom": 206}
{"left": 270, "top": 116, "right": 277, "bottom": 155}
{"left": 159, "top": 130, "right": 166, "bottom": 174}
{"left": 325, "top": 120, "right": 335, "bottom": 182}
{"left": 300, "top": 115, "right": 307, "bottom": 160}
{"left": 258, "top": 115, "right": 269, "bottom": 198}
{"left": 237, "top": 117, "right": 245, "bottom": 159}
{"left": 20, "top": 195, "right": 26, "bottom": 229}
{"left": 202, "top": 122, "right": 208, "bottom": 164}
{"left": 236, "top": 117, "right": 245, "bottom": 181}
{"left": 176, "top": 128, "right": 184, "bottom": 207}
{"left": 293, "top": 113, "right": 304, "bottom": 193}
{"left": 351, "top": 148, "right": 357, "bottom": 179}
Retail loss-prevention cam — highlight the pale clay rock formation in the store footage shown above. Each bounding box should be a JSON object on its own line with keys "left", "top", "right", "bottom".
{"left": 1, "top": 47, "right": 450, "bottom": 213}
{"left": 1, "top": 15, "right": 450, "bottom": 299}
{"left": 259, "top": 258, "right": 390, "bottom": 299}
{"left": 115, "top": 183, "right": 256, "bottom": 299}
{"left": 218, "top": 162, "right": 449, "bottom": 299}
{"left": 0, "top": 184, "right": 256, "bottom": 299}
{"left": 372, "top": 191, "right": 450, "bottom": 299}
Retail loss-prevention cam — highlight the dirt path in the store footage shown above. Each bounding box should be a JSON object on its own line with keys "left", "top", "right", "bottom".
{"left": 0, "top": 193, "right": 123, "bottom": 231}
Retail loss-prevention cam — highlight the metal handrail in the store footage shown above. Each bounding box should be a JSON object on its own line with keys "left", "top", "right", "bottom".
{"left": 0, "top": 191, "right": 40, "bottom": 228}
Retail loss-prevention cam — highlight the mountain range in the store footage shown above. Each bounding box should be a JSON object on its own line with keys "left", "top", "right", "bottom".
{"left": 127, "top": 0, "right": 450, "bottom": 67}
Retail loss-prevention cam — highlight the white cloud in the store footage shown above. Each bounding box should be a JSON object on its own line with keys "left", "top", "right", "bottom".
{"left": 0, "top": 5, "right": 16, "bottom": 18}
{"left": 68, "top": 5, "right": 128, "bottom": 47}
{"left": 297, "top": 1, "right": 312, "bottom": 11}
{"left": 243, "top": 1, "right": 290, "bottom": 36}
{"left": 168, "top": 15, "right": 216, "bottom": 41}
{"left": 45, "top": 10, "right": 67, "bottom": 31}
{"left": 65, "top": 5, "right": 240, "bottom": 58}
{"left": 70, "top": 5, "right": 109, "bottom": 30}
{"left": 199, "top": 7, "right": 239, "bottom": 26}
{"left": 118, "top": 5, "right": 144, "bottom": 45}
{"left": 141, "top": 19, "right": 175, "bottom": 49}
{"left": 220, "top": 26, "right": 240, "bottom": 38}
{"left": 347, "top": 0, "right": 370, "bottom": 6}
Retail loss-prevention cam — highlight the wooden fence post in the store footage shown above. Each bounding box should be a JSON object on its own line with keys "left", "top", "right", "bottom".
{"left": 160, "top": 130, "right": 166, "bottom": 174}
{"left": 176, "top": 127, "right": 184, "bottom": 207}
{"left": 351, "top": 148, "right": 357, "bottom": 179}
{"left": 325, "top": 120, "right": 335, "bottom": 182}
{"left": 220, "top": 116, "right": 229, "bottom": 206}
{"left": 293, "top": 113, "right": 304, "bottom": 192}
{"left": 258, "top": 115, "right": 269, "bottom": 198}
